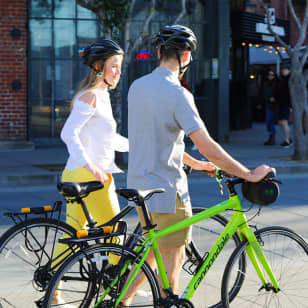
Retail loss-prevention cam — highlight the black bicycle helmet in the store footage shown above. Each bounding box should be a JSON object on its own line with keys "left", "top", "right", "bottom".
{"left": 153, "top": 25, "right": 197, "bottom": 51}
{"left": 78, "top": 39, "right": 124, "bottom": 68}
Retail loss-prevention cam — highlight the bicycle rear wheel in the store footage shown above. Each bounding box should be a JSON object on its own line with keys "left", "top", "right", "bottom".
{"left": 0, "top": 218, "right": 76, "bottom": 308}
{"left": 182, "top": 207, "right": 245, "bottom": 308}
{"left": 43, "top": 243, "right": 160, "bottom": 307}
{"left": 221, "top": 226, "right": 308, "bottom": 307}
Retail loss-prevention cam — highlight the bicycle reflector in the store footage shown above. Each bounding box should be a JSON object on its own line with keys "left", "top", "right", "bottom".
{"left": 241, "top": 180, "right": 279, "bottom": 206}
{"left": 76, "top": 226, "right": 113, "bottom": 238}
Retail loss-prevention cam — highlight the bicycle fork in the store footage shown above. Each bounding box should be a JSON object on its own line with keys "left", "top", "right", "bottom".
{"left": 241, "top": 227, "right": 280, "bottom": 293}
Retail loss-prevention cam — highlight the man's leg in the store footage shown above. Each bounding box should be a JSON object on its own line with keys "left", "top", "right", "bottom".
{"left": 120, "top": 245, "right": 185, "bottom": 306}
{"left": 159, "top": 245, "right": 185, "bottom": 294}
{"left": 121, "top": 196, "right": 191, "bottom": 306}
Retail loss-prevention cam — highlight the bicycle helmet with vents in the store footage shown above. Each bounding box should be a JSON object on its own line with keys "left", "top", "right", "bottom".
{"left": 78, "top": 39, "right": 124, "bottom": 68}
{"left": 153, "top": 25, "right": 197, "bottom": 51}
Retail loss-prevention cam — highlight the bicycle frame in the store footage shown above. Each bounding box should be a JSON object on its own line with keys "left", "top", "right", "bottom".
{"left": 95, "top": 193, "right": 280, "bottom": 307}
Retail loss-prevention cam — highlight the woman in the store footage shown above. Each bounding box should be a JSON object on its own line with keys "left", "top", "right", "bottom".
{"left": 53, "top": 39, "right": 128, "bottom": 306}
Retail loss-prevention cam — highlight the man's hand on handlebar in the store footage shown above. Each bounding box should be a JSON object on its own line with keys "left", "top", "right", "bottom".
{"left": 246, "top": 165, "right": 276, "bottom": 183}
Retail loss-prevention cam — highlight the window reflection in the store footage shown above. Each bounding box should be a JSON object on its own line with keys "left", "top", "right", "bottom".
{"left": 55, "top": 0, "right": 75, "bottom": 18}
{"left": 77, "top": 4, "right": 97, "bottom": 18}
{"left": 78, "top": 20, "right": 97, "bottom": 46}
{"left": 55, "top": 20, "right": 76, "bottom": 58}
{"left": 30, "top": 19, "right": 52, "bottom": 58}
{"left": 31, "top": 99, "right": 52, "bottom": 138}
{"left": 31, "top": 61, "right": 52, "bottom": 99}
{"left": 30, "top": 0, "right": 52, "bottom": 17}
{"left": 55, "top": 60, "right": 76, "bottom": 100}
{"left": 55, "top": 100, "right": 71, "bottom": 136}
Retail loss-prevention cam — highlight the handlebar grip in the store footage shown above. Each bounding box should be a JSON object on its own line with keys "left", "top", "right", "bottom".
{"left": 264, "top": 171, "right": 276, "bottom": 180}
{"left": 183, "top": 165, "right": 192, "bottom": 175}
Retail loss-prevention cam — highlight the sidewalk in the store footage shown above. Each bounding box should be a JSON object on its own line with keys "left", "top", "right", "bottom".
{"left": 0, "top": 123, "right": 307, "bottom": 188}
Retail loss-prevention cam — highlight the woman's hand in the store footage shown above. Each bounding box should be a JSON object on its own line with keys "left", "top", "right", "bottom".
{"left": 84, "top": 163, "right": 109, "bottom": 183}
{"left": 192, "top": 160, "right": 217, "bottom": 173}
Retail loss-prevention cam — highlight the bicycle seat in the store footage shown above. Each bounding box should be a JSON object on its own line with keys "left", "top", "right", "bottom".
{"left": 57, "top": 181, "right": 104, "bottom": 198}
{"left": 116, "top": 188, "right": 165, "bottom": 201}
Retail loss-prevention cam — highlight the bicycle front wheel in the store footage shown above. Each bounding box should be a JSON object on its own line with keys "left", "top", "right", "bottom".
{"left": 0, "top": 218, "right": 76, "bottom": 308}
{"left": 43, "top": 243, "right": 160, "bottom": 307}
{"left": 221, "top": 226, "right": 308, "bottom": 307}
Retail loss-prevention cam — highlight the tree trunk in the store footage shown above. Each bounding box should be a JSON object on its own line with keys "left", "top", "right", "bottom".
{"left": 289, "top": 59, "right": 308, "bottom": 160}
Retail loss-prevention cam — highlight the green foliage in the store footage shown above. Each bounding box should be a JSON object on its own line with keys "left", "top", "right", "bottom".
{"left": 77, "top": 0, "right": 129, "bottom": 34}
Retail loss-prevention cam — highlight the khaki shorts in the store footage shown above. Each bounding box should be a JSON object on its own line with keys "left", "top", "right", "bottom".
{"left": 137, "top": 195, "right": 192, "bottom": 247}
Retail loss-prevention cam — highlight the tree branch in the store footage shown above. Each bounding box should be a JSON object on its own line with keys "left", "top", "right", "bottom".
{"left": 287, "top": 0, "right": 301, "bottom": 30}
{"left": 291, "top": 0, "right": 308, "bottom": 49}
{"left": 76, "top": 0, "right": 98, "bottom": 13}
{"left": 128, "top": 0, "right": 156, "bottom": 60}
{"left": 304, "top": 68, "right": 308, "bottom": 82}
{"left": 301, "top": 46, "right": 308, "bottom": 67}
{"left": 123, "top": 0, "right": 137, "bottom": 55}
{"left": 173, "top": 0, "right": 186, "bottom": 24}
{"left": 257, "top": 0, "right": 292, "bottom": 55}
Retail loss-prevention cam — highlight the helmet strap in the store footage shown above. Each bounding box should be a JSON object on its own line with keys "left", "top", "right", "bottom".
{"left": 175, "top": 51, "right": 184, "bottom": 76}
{"left": 176, "top": 51, "right": 193, "bottom": 77}
{"left": 103, "top": 78, "right": 112, "bottom": 89}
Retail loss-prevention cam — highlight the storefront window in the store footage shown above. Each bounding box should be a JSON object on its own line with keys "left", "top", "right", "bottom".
{"left": 28, "top": 0, "right": 100, "bottom": 142}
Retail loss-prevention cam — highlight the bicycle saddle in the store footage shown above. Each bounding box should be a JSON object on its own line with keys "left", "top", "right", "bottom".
{"left": 57, "top": 181, "right": 104, "bottom": 198}
{"left": 116, "top": 188, "right": 165, "bottom": 201}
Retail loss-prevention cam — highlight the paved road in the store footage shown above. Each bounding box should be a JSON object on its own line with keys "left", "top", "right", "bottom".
{"left": 0, "top": 174, "right": 307, "bottom": 307}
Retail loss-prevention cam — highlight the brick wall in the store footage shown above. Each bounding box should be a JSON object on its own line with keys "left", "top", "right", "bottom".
{"left": 0, "top": 0, "right": 27, "bottom": 140}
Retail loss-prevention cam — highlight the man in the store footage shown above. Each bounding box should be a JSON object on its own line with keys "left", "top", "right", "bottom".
{"left": 124, "top": 25, "right": 275, "bottom": 305}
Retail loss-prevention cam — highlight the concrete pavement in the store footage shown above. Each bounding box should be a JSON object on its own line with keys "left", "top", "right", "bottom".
{"left": 0, "top": 122, "right": 307, "bottom": 189}
{"left": 0, "top": 122, "right": 308, "bottom": 307}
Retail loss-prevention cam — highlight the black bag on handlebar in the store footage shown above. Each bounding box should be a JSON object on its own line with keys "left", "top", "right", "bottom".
{"left": 241, "top": 180, "right": 279, "bottom": 206}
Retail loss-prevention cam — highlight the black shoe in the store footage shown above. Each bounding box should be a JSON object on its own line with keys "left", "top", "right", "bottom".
{"left": 264, "top": 135, "right": 275, "bottom": 145}
{"left": 280, "top": 140, "right": 292, "bottom": 148}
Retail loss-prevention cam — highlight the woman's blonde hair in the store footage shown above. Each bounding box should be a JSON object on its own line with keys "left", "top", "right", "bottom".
{"left": 70, "top": 55, "right": 122, "bottom": 109}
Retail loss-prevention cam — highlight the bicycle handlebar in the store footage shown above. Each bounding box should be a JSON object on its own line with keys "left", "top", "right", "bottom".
{"left": 184, "top": 165, "right": 276, "bottom": 184}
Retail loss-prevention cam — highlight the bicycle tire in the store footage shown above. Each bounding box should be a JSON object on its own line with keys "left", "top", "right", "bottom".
{"left": 0, "top": 217, "right": 76, "bottom": 308}
{"left": 181, "top": 208, "right": 245, "bottom": 308}
{"left": 221, "top": 226, "right": 308, "bottom": 307}
{"left": 42, "top": 243, "right": 160, "bottom": 307}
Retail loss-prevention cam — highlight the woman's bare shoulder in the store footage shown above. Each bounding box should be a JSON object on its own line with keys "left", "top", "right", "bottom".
{"left": 78, "top": 91, "right": 97, "bottom": 108}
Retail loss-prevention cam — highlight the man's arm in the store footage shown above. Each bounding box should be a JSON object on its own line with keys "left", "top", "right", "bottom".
{"left": 189, "top": 128, "right": 275, "bottom": 182}
{"left": 183, "top": 152, "right": 216, "bottom": 172}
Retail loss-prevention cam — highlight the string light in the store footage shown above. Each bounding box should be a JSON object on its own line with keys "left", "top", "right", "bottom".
{"left": 255, "top": 44, "right": 259, "bottom": 47}
{"left": 249, "top": 43, "right": 253, "bottom": 47}
{"left": 264, "top": 48, "right": 268, "bottom": 51}
{"left": 242, "top": 42, "right": 246, "bottom": 46}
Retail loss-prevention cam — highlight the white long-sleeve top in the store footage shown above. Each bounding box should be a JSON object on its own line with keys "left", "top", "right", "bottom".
{"left": 61, "top": 87, "right": 129, "bottom": 173}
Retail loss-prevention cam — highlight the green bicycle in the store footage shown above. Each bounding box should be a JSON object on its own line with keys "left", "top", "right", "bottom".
{"left": 42, "top": 170, "right": 308, "bottom": 307}
{"left": 0, "top": 179, "right": 240, "bottom": 308}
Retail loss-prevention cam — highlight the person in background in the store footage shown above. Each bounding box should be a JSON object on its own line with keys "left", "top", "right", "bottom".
{"left": 274, "top": 63, "right": 293, "bottom": 147}
{"left": 263, "top": 69, "right": 278, "bottom": 145}
{"left": 52, "top": 39, "right": 128, "bottom": 306}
